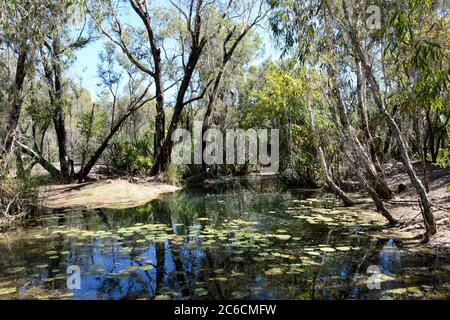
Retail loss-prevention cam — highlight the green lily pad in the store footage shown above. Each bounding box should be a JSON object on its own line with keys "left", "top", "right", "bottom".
{"left": 139, "top": 265, "right": 154, "bottom": 271}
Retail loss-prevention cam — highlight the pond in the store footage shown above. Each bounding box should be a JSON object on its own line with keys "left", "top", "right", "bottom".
{"left": 0, "top": 177, "right": 448, "bottom": 300}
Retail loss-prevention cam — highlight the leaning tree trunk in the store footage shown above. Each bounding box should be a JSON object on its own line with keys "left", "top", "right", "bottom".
{"left": 328, "top": 65, "right": 395, "bottom": 200}
{"left": 360, "top": 174, "right": 398, "bottom": 225}
{"left": 347, "top": 26, "right": 437, "bottom": 236}
{"left": 77, "top": 107, "right": 136, "bottom": 181}
{"left": 343, "top": 148, "right": 398, "bottom": 225}
{"left": 79, "top": 103, "right": 96, "bottom": 182}
{"left": 308, "top": 102, "right": 354, "bottom": 206}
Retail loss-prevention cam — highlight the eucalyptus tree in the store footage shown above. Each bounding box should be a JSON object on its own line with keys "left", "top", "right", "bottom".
{"left": 268, "top": 0, "right": 396, "bottom": 216}
{"left": 0, "top": 0, "right": 51, "bottom": 155}
{"left": 269, "top": 0, "right": 446, "bottom": 238}
{"left": 92, "top": 0, "right": 270, "bottom": 174}
{"left": 3, "top": 0, "right": 153, "bottom": 183}
{"left": 39, "top": 2, "right": 93, "bottom": 181}
{"left": 199, "top": 0, "right": 268, "bottom": 173}
{"left": 0, "top": 0, "right": 59, "bottom": 220}
{"left": 327, "top": 0, "right": 443, "bottom": 237}
{"left": 5, "top": 0, "right": 94, "bottom": 183}
{"left": 76, "top": 40, "right": 156, "bottom": 182}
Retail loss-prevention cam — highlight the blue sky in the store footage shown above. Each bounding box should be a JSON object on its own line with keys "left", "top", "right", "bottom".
{"left": 70, "top": 21, "right": 282, "bottom": 101}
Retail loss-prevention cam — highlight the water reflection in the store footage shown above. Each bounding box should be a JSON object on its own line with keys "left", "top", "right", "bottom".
{"left": 379, "top": 239, "right": 402, "bottom": 275}
{"left": 0, "top": 177, "right": 448, "bottom": 300}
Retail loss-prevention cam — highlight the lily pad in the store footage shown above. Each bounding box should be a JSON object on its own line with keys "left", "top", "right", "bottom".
{"left": 195, "top": 288, "right": 208, "bottom": 296}
{"left": 275, "top": 235, "right": 291, "bottom": 241}
{"left": 319, "top": 247, "right": 336, "bottom": 252}
{"left": 0, "top": 287, "right": 17, "bottom": 296}
{"left": 139, "top": 265, "right": 154, "bottom": 271}
{"left": 231, "top": 291, "right": 247, "bottom": 299}
{"left": 154, "top": 294, "right": 171, "bottom": 300}
{"left": 264, "top": 267, "right": 284, "bottom": 275}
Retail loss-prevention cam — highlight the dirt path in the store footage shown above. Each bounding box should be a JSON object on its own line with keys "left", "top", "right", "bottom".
{"left": 38, "top": 179, "right": 180, "bottom": 211}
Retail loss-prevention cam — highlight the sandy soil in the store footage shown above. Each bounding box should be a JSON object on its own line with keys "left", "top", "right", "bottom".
{"left": 357, "top": 161, "right": 450, "bottom": 252}
{"left": 38, "top": 179, "right": 180, "bottom": 211}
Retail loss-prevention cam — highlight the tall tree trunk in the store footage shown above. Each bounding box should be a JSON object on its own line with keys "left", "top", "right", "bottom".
{"left": 41, "top": 38, "right": 70, "bottom": 182}
{"left": 151, "top": 52, "right": 165, "bottom": 173}
{"left": 156, "top": 44, "right": 206, "bottom": 173}
{"left": 356, "top": 60, "right": 385, "bottom": 177}
{"left": 4, "top": 40, "right": 28, "bottom": 154}
{"left": 127, "top": 0, "right": 166, "bottom": 174}
{"left": 53, "top": 40, "right": 70, "bottom": 181}
{"left": 153, "top": 93, "right": 165, "bottom": 173}
{"left": 201, "top": 67, "right": 226, "bottom": 174}
{"left": 308, "top": 103, "right": 354, "bottom": 206}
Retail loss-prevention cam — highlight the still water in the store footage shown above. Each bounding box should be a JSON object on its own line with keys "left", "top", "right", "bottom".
{"left": 0, "top": 177, "right": 448, "bottom": 299}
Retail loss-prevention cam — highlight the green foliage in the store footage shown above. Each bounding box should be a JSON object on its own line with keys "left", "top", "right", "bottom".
{"left": 436, "top": 145, "right": 450, "bottom": 191}
{"left": 108, "top": 133, "right": 153, "bottom": 176}
{"left": 437, "top": 148, "right": 450, "bottom": 169}
{"left": 384, "top": 1, "right": 449, "bottom": 112}
{"left": 77, "top": 104, "right": 106, "bottom": 140}
{"left": 241, "top": 63, "right": 325, "bottom": 179}
{"left": 164, "top": 164, "right": 183, "bottom": 186}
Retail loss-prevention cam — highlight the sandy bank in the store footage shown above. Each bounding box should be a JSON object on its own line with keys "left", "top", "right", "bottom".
{"left": 38, "top": 179, "right": 180, "bottom": 211}
{"left": 356, "top": 162, "right": 450, "bottom": 252}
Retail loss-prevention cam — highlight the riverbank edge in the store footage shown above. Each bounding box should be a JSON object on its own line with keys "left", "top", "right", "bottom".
{"left": 37, "top": 178, "right": 181, "bottom": 211}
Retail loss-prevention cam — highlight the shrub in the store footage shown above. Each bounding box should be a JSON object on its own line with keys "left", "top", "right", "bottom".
{"left": 163, "top": 163, "right": 182, "bottom": 186}
{"left": 0, "top": 156, "right": 37, "bottom": 225}
{"left": 108, "top": 133, "right": 153, "bottom": 175}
